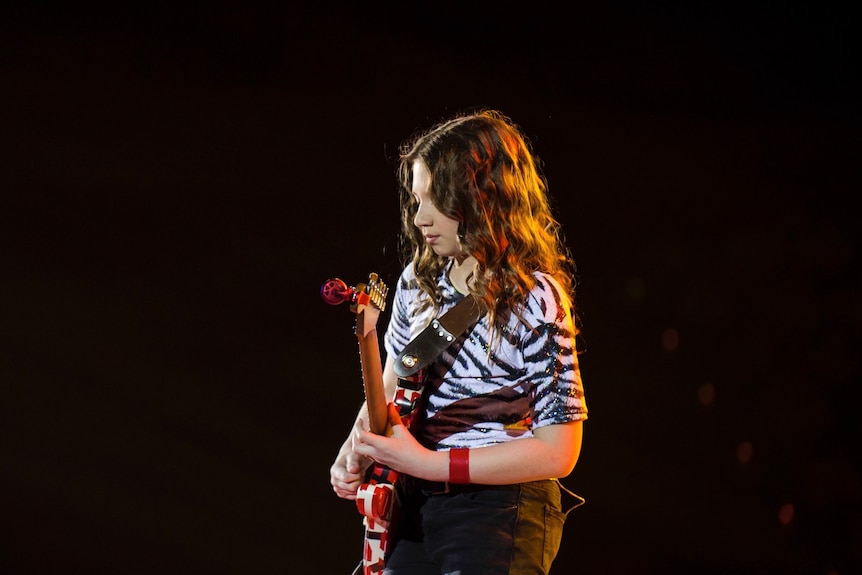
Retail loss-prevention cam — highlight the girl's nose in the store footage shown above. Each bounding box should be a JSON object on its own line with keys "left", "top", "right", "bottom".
{"left": 414, "top": 202, "right": 431, "bottom": 228}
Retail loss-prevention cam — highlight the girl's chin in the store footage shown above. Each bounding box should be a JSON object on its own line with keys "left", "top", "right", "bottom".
{"left": 430, "top": 248, "right": 456, "bottom": 258}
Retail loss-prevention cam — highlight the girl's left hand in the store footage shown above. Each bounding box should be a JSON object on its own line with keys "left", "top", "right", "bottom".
{"left": 352, "top": 403, "right": 442, "bottom": 481}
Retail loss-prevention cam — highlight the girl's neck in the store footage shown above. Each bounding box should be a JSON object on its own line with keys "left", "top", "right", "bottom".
{"left": 449, "top": 255, "right": 477, "bottom": 295}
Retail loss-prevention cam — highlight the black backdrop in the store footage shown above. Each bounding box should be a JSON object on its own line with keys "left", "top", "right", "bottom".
{"left": 2, "top": 2, "right": 859, "bottom": 574}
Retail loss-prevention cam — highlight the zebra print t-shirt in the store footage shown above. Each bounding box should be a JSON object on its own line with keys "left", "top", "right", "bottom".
{"left": 383, "top": 262, "right": 588, "bottom": 451}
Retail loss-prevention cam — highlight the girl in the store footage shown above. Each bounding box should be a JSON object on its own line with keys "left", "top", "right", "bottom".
{"left": 330, "top": 109, "right": 588, "bottom": 575}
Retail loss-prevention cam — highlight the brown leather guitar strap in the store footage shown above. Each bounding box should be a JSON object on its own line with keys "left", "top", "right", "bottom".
{"left": 393, "top": 295, "right": 483, "bottom": 378}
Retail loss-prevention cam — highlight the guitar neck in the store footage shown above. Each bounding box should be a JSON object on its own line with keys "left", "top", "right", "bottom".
{"left": 321, "top": 273, "right": 390, "bottom": 438}
{"left": 356, "top": 309, "right": 389, "bottom": 436}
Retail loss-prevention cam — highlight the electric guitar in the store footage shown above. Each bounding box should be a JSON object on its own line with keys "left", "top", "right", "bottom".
{"left": 321, "top": 273, "right": 427, "bottom": 575}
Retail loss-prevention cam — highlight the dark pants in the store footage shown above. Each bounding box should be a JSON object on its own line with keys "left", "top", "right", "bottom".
{"left": 383, "top": 479, "right": 566, "bottom": 575}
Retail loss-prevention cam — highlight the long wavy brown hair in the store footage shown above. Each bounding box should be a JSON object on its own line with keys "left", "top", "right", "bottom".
{"left": 397, "top": 109, "right": 577, "bottom": 332}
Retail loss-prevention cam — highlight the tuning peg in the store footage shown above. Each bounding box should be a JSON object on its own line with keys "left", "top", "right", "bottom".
{"left": 320, "top": 278, "right": 353, "bottom": 305}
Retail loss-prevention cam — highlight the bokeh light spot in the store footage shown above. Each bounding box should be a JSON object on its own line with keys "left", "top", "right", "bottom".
{"left": 737, "top": 440, "right": 753, "bottom": 464}
{"left": 661, "top": 327, "right": 679, "bottom": 351}
{"left": 697, "top": 383, "right": 715, "bottom": 406}
{"left": 778, "top": 503, "right": 795, "bottom": 527}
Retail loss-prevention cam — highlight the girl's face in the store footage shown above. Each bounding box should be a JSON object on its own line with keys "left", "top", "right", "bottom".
{"left": 412, "top": 160, "right": 463, "bottom": 259}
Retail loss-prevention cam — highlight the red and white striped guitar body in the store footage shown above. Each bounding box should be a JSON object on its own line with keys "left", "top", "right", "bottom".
{"left": 355, "top": 373, "right": 426, "bottom": 574}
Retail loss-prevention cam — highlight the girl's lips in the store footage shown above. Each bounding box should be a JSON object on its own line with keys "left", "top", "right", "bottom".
{"left": 424, "top": 234, "right": 439, "bottom": 244}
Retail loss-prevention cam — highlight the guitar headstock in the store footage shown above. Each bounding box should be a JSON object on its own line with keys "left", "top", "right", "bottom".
{"left": 321, "top": 273, "right": 389, "bottom": 336}
{"left": 357, "top": 273, "right": 388, "bottom": 315}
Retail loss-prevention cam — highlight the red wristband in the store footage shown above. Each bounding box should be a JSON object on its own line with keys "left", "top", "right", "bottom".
{"left": 448, "top": 448, "right": 470, "bottom": 484}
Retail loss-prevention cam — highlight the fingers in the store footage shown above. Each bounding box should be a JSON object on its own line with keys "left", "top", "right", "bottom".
{"left": 351, "top": 421, "right": 366, "bottom": 450}
{"left": 330, "top": 446, "right": 373, "bottom": 500}
{"left": 332, "top": 482, "right": 359, "bottom": 500}
{"left": 330, "top": 465, "right": 355, "bottom": 499}
{"left": 345, "top": 451, "right": 370, "bottom": 474}
{"left": 331, "top": 459, "right": 365, "bottom": 500}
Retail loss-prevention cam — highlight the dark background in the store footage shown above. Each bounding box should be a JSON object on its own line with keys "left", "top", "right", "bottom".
{"left": 2, "top": 2, "right": 859, "bottom": 574}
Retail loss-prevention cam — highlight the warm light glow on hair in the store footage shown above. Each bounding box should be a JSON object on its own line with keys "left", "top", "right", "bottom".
{"left": 397, "top": 109, "right": 577, "bottom": 333}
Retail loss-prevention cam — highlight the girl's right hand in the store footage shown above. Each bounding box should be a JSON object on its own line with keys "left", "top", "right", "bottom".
{"left": 330, "top": 451, "right": 370, "bottom": 499}
{"left": 330, "top": 419, "right": 372, "bottom": 500}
